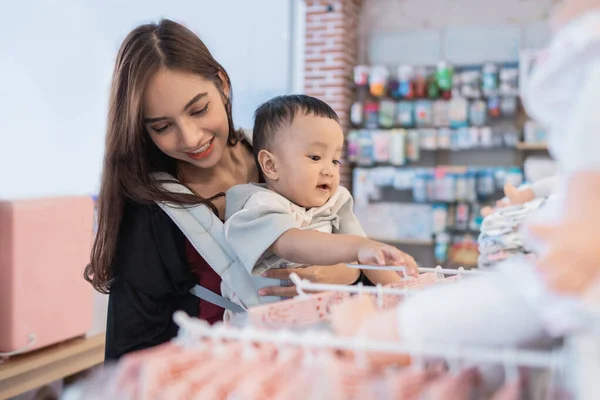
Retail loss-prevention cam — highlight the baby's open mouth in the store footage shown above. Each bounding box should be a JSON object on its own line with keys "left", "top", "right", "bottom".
{"left": 317, "top": 184, "right": 330, "bottom": 190}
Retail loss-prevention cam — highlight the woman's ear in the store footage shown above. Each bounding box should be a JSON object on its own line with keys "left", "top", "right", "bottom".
{"left": 257, "top": 149, "right": 279, "bottom": 181}
{"left": 218, "top": 71, "right": 231, "bottom": 99}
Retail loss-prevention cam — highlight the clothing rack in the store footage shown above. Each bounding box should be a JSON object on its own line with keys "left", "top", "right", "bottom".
{"left": 346, "top": 264, "right": 492, "bottom": 276}
{"left": 289, "top": 264, "right": 488, "bottom": 297}
{"left": 173, "top": 311, "right": 564, "bottom": 370}
{"left": 289, "top": 272, "right": 412, "bottom": 297}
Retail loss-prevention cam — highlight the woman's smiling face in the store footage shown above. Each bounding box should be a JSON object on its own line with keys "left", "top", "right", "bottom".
{"left": 143, "top": 68, "right": 230, "bottom": 169}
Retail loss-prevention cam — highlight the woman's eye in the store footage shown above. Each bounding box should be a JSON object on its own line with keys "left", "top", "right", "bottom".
{"left": 153, "top": 123, "right": 171, "bottom": 133}
{"left": 191, "top": 103, "right": 209, "bottom": 116}
{"left": 308, "top": 155, "right": 321, "bottom": 161}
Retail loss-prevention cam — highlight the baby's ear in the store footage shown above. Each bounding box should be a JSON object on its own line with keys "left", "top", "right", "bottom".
{"left": 257, "top": 149, "right": 279, "bottom": 181}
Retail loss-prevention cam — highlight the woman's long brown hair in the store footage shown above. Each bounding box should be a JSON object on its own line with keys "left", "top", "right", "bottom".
{"left": 85, "top": 19, "right": 243, "bottom": 293}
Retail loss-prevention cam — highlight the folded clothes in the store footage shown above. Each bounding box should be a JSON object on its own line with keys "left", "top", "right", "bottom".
{"left": 478, "top": 232, "right": 523, "bottom": 253}
{"left": 477, "top": 198, "right": 547, "bottom": 269}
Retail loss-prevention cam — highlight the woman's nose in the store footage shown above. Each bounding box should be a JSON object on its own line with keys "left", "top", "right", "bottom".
{"left": 178, "top": 121, "right": 203, "bottom": 150}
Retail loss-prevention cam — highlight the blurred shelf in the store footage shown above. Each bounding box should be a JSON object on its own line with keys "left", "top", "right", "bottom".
{"left": 516, "top": 142, "right": 548, "bottom": 151}
{"left": 0, "top": 334, "right": 105, "bottom": 399}
{"left": 373, "top": 237, "right": 434, "bottom": 246}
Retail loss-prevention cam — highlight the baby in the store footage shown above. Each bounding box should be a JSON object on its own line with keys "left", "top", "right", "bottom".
{"left": 224, "top": 95, "right": 418, "bottom": 293}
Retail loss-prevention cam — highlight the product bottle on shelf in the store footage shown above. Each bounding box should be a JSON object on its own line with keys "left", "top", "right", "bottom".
{"left": 350, "top": 101, "right": 364, "bottom": 127}
{"left": 346, "top": 130, "right": 360, "bottom": 163}
{"left": 469, "top": 100, "right": 487, "bottom": 127}
{"left": 455, "top": 202, "right": 470, "bottom": 231}
{"left": 436, "top": 60, "right": 454, "bottom": 100}
{"left": 372, "top": 131, "right": 391, "bottom": 164}
{"left": 482, "top": 63, "right": 499, "bottom": 97}
{"left": 406, "top": 130, "right": 421, "bottom": 161}
{"left": 389, "top": 129, "right": 407, "bottom": 166}
{"left": 378, "top": 100, "right": 396, "bottom": 129}
{"left": 396, "top": 101, "right": 415, "bottom": 128}
{"left": 413, "top": 170, "right": 428, "bottom": 203}
{"left": 437, "top": 127, "right": 452, "bottom": 149}
{"left": 369, "top": 65, "right": 389, "bottom": 97}
{"left": 364, "top": 102, "right": 379, "bottom": 129}
{"left": 434, "top": 232, "right": 451, "bottom": 263}
{"left": 414, "top": 67, "right": 428, "bottom": 98}
{"left": 432, "top": 203, "right": 449, "bottom": 234}
{"left": 357, "top": 131, "right": 374, "bottom": 166}
{"left": 353, "top": 65, "right": 370, "bottom": 87}
{"left": 396, "top": 64, "right": 415, "bottom": 99}
{"left": 448, "top": 91, "right": 469, "bottom": 129}
{"left": 415, "top": 100, "right": 434, "bottom": 128}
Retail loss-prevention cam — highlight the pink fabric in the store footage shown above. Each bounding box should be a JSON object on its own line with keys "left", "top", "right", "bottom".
{"left": 246, "top": 291, "right": 351, "bottom": 329}
{"left": 420, "top": 368, "right": 480, "bottom": 400}
{"left": 490, "top": 379, "right": 521, "bottom": 400}
{"left": 88, "top": 341, "right": 554, "bottom": 399}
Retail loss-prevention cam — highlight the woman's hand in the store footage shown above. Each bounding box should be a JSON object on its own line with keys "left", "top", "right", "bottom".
{"left": 258, "top": 263, "right": 360, "bottom": 298}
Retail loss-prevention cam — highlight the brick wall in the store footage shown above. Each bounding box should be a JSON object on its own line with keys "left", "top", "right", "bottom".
{"left": 304, "top": 0, "right": 362, "bottom": 189}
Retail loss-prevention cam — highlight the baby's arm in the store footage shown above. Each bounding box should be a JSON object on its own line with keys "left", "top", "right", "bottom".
{"left": 271, "top": 229, "right": 403, "bottom": 267}
{"left": 363, "top": 269, "right": 403, "bottom": 285}
{"left": 225, "top": 187, "right": 407, "bottom": 274}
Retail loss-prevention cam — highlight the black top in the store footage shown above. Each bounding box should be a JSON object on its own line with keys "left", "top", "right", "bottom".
{"left": 104, "top": 201, "right": 370, "bottom": 361}
{"left": 104, "top": 202, "right": 199, "bottom": 361}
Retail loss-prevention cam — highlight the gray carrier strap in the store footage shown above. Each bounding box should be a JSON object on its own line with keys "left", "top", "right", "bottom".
{"left": 153, "top": 172, "right": 261, "bottom": 314}
{"left": 189, "top": 284, "right": 245, "bottom": 314}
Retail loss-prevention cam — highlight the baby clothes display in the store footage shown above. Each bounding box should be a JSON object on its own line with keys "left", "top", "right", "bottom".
{"left": 240, "top": 270, "right": 465, "bottom": 332}
{"left": 63, "top": 312, "right": 567, "bottom": 400}
{"left": 477, "top": 198, "right": 547, "bottom": 268}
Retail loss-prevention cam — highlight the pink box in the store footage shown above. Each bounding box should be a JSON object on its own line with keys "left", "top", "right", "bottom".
{"left": 0, "top": 196, "right": 95, "bottom": 354}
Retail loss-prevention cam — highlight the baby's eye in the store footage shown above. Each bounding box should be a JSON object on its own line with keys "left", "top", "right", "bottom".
{"left": 308, "top": 155, "right": 321, "bottom": 161}
{"left": 333, "top": 159, "right": 341, "bottom": 165}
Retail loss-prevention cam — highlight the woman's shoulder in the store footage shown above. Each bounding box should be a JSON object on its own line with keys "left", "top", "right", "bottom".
{"left": 121, "top": 201, "right": 175, "bottom": 234}
{"left": 115, "top": 201, "right": 196, "bottom": 295}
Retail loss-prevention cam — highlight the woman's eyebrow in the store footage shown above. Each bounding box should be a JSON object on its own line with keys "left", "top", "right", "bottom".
{"left": 143, "top": 92, "right": 208, "bottom": 123}
{"left": 182, "top": 92, "right": 208, "bottom": 112}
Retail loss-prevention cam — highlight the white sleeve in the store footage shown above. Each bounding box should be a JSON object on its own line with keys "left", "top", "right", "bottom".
{"left": 224, "top": 192, "right": 300, "bottom": 275}
{"left": 562, "top": 60, "right": 600, "bottom": 174}
{"left": 523, "top": 175, "right": 559, "bottom": 198}
{"left": 396, "top": 273, "right": 547, "bottom": 347}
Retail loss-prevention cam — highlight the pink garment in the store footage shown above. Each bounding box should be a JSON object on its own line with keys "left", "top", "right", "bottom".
{"left": 246, "top": 291, "right": 350, "bottom": 329}
{"left": 420, "top": 368, "right": 480, "bottom": 400}
{"left": 490, "top": 379, "right": 521, "bottom": 400}
{"left": 384, "top": 368, "right": 441, "bottom": 400}
{"left": 386, "top": 273, "right": 440, "bottom": 289}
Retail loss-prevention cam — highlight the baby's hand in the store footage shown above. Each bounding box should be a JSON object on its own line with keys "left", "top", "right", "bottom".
{"left": 357, "top": 241, "right": 419, "bottom": 277}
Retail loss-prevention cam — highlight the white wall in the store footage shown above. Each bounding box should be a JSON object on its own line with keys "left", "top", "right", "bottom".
{"left": 0, "top": 0, "right": 294, "bottom": 199}
{"left": 359, "top": 0, "right": 555, "bottom": 66}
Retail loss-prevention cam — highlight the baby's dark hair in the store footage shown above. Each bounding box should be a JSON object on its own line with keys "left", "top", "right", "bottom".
{"left": 252, "top": 94, "right": 340, "bottom": 168}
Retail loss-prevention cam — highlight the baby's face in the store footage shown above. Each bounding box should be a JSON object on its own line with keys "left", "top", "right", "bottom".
{"left": 270, "top": 114, "right": 344, "bottom": 208}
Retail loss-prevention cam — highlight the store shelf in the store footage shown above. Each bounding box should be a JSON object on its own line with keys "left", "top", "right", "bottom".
{"left": 0, "top": 334, "right": 105, "bottom": 400}
{"left": 516, "top": 142, "right": 548, "bottom": 151}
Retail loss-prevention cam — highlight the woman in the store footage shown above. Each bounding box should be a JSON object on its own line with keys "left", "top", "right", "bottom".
{"left": 86, "top": 19, "right": 364, "bottom": 360}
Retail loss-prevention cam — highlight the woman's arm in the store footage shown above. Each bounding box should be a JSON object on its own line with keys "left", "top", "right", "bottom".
{"left": 105, "top": 203, "right": 197, "bottom": 361}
